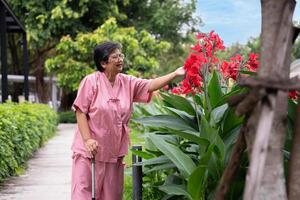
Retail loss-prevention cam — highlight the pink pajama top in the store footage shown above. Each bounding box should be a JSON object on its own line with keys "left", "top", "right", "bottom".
{"left": 71, "top": 71, "right": 152, "bottom": 163}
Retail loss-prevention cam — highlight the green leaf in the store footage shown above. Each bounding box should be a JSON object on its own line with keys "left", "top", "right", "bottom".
{"left": 149, "top": 134, "right": 196, "bottom": 179}
{"left": 239, "top": 70, "right": 257, "bottom": 76}
{"left": 210, "top": 104, "right": 228, "bottom": 127}
{"left": 133, "top": 115, "right": 197, "bottom": 132}
{"left": 169, "top": 130, "right": 210, "bottom": 146}
{"left": 288, "top": 99, "right": 297, "bottom": 123}
{"left": 130, "top": 149, "right": 154, "bottom": 160}
{"left": 194, "top": 93, "right": 204, "bottom": 108}
{"left": 208, "top": 70, "right": 223, "bottom": 109}
{"left": 215, "top": 87, "right": 247, "bottom": 107}
{"left": 142, "top": 155, "right": 171, "bottom": 166}
{"left": 159, "top": 184, "right": 193, "bottom": 200}
{"left": 221, "top": 108, "right": 244, "bottom": 137}
{"left": 187, "top": 144, "right": 215, "bottom": 200}
{"left": 144, "top": 163, "right": 176, "bottom": 173}
{"left": 160, "top": 93, "right": 196, "bottom": 116}
{"left": 200, "top": 116, "right": 225, "bottom": 160}
{"left": 164, "top": 106, "right": 198, "bottom": 131}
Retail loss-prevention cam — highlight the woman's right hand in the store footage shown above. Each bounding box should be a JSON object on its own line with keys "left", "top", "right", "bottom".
{"left": 84, "top": 138, "right": 98, "bottom": 157}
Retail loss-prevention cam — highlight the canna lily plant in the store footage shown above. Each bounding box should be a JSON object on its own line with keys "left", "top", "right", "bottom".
{"left": 131, "top": 31, "right": 273, "bottom": 200}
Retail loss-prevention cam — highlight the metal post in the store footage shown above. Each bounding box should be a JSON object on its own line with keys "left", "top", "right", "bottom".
{"left": 132, "top": 145, "right": 142, "bottom": 200}
{"left": 0, "top": 4, "right": 8, "bottom": 102}
{"left": 22, "top": 32, "right": 29, "bottom": 101}
{"left": 50, "top": 76, "right": 58, "bottom": 111}
{"left": 91, "top": 158, "right": 95, "bottom": 200}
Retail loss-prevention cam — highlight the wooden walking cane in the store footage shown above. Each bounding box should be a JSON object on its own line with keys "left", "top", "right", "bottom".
{"left": 91, "top": 157, "right": 95, "bottom": 200}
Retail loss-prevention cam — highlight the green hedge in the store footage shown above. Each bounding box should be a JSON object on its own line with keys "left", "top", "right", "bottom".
{"left": 0, "top": 102, "right": 58, "bottom": 182}
{"left": 58, "top": 111, "right": 76, "bottom": 123}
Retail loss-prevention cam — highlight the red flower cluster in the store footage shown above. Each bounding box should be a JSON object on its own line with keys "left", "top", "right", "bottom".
{"left": 220, "top": 53, "right": 259, "bottom": 80}
{"left": 246, "top": 53, "right": 259, "bottom": 72}
{"left": 171, "top": 31, "right": 261, "bottom": 95}
{"left": 171, "top": 31, "right": 225, "bottom": 95}
{"left": 289, "top": 90, "right": 299, "bottom": 100}
{"left": 220, "top": 54, "right": 243, "bottom": 80}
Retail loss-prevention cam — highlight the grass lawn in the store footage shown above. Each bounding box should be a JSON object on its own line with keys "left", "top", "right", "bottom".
{"left": 123, "top": 127, "right": 145, "bottom": 200}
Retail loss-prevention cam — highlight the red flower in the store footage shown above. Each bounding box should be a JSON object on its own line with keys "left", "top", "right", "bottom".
{"left": 220, "top": 55, "right": 242, "bottom": 80}
{"left": 246, "top": 53, "right": 259, "bottom": 72}
{"left": 209, "top": 31, "right": 225, "bottom": 51}
{"left": 230, "top": 54, "right": 243, "bottom": 63}
{"left": 220, "top": 61, "right": 230, "bottom": 78}
{"left": 196, "top": 32, "right": 206, "bottom": 40}
{"left": 289, "top": 90, "right": 299, "bottom": 100}
{"left": 171, "top": 87, "right": 182, "bottom": 94}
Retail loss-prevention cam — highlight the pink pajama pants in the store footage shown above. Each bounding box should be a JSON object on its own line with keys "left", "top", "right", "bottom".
{"left": 71, "top": 154, "right": 124, "bottom": 200}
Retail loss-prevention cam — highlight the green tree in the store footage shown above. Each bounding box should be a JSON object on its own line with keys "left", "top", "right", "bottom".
{"left": 117, "top": 0, "right": 201, "bottom": 43}
{"left": 7, "top": 0, "right": 123, "bottom": 102}
{"left": 7, "top": 0, "right": 200, "bottom": 103}
{"left": 45, "top": 18, "right": 170, "bottom": 107}
{"left": 116, "top": 0, "right": 201, "bottom": 75}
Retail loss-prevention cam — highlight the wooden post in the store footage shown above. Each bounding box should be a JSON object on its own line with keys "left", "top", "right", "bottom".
{"left": 0, "top": 3, "right": 8, "bottom": 102}
{"left": 243, "top": 0, "right": 296, "bottom": 199}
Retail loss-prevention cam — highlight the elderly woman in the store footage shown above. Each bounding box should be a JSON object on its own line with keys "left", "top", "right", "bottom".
{"left": 71, "top": 41, "right": 185, "bottom": 200}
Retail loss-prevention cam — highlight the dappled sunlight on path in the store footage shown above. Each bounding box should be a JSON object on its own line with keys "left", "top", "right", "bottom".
{"left": 0, "top": 124, "right": 76, "bottom": 200}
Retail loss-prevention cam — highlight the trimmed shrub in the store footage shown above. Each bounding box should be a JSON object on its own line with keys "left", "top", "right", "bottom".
{"left": 58, "top": 111, "right": 76, "bottom": 123}
{"left": 0, "top": 102, "right": 58, "bottom": 182}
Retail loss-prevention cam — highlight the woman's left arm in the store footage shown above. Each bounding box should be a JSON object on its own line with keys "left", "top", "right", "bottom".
{"left": 148, "top": 67, "right": 185, "bottom": 92}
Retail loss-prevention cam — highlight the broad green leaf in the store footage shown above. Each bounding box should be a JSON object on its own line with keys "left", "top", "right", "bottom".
{"left": 208, "top": 70, "right": 223, "bottom": 109}
{"left": 149, "top": 134, "right": 196, "bottom": 178}
{"left": 188, "top": 144, "right": 215, "bottom": 200}
{"left": 169, "top": 130, "right": 210, "bottom": 146}
{"left": 223, "top": 126, "right": 241, "bottom": 151}
{"left": 142, "top": 155, "right": 171, "bottom": 166}
{"left": 164, "top": 106, "right": 195, "bottom": 121}
{"left": 194, "top": 93, "right": 204, "bottom": 108}
{"left": 239, "top": 70, "right": 257, "bottom": 76}
{"left": 288, "top": 99, "right": 297, "bottom": 123}
{"left": 164, "top": 174, "right": 183, "bottom": 185}
{"left": 144, "top": 163, "right": 176, "bottom": 173}
{"left": 160, "top": 93, "right": 196, "bottom": 116}
{"left": 130, "top": 149, "right": 154, "bottom": 160}
{"left": 210, "top": 104, "right": 228, "bottom": 127}
{"left": 221, "top": 108, "right": 244, "bottom": 137}
{"left": 159, "top": 184, "right": 193, "bottom": 200}
{"left": 215, "top": 87, "right": 247, "bottom": 107}
{"left": 133, "top": 115, "right": 197, "bottom": 132}
{"left": 200, "top": 116, "right": 225, "bottom": 160}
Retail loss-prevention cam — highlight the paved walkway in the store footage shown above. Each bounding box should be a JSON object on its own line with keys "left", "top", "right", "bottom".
{"left": 0, "top": 123, "right": 75, "bottom": 200}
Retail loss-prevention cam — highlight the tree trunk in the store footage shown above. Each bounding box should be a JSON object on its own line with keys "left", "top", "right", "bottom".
{"left": 243, "top": 0, "right": 295, "bottom": 199}
{"left": 59, "top": 89, "right": 76, "bottom": 111}
{"left": 288, "top": 96, "right": 300, "bottom": 199}
{"left": 257, "top": 91, "right": 288, "bottom": 199}
{"left": 35, "top": 50, "right": 49, "bottom": 103}
{"left": 8, "top": 34, "right": 23, "bottom": 102}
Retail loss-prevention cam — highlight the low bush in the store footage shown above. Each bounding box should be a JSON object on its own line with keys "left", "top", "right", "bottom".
{"left": 58, "top": 111, "right": 76, "bottom": 123}
{"left": 0, "top": 102, "right": 58, "bottom": 182}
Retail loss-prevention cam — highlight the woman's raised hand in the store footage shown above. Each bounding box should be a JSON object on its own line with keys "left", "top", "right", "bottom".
{"left": 174, "top": 66, "right": 186, "bottom": 77}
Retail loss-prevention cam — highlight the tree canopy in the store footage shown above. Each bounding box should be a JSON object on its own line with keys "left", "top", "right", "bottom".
{"left": 7, "top": 0, "right": 200, "bottom": 103}
{"left": 46, "top": 18, "right": 170, "bottom": 91}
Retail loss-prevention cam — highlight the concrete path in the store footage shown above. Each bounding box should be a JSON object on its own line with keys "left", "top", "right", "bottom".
{"left": 0, "top": 123, "right": 75, "bottom": 200}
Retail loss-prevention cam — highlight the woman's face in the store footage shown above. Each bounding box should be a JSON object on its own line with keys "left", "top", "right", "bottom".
{"left": 103, "top": 48, "right": 124, "bottom": 74}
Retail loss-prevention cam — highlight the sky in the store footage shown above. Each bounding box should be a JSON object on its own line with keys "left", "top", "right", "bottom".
{"left": 196, "top": 0, "right": 300, "bottom": 46}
